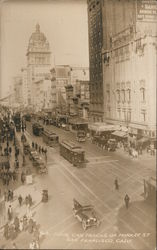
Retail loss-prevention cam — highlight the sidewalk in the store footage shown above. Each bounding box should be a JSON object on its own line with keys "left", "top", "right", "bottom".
{"left": 115, "top": 147, "right": 156, "bottom": 166}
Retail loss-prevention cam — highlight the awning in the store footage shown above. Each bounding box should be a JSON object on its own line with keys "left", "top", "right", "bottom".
{"left": 88, "top": 123, "right": 119, "bottom": 132}
{"left": 69, "top": 118, "right": 88, "bottom": 125}
{"left": 112, "top": 131, "right": 128, "bottom": 138}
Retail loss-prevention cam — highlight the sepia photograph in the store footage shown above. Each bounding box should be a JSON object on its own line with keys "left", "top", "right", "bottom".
{"left": 0, "top": 0, "right": 156, "bottom": 249}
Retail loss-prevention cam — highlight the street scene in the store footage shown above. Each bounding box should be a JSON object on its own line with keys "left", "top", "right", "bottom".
{"left": 0, "top": 0, "right": 156, "bottom": 250}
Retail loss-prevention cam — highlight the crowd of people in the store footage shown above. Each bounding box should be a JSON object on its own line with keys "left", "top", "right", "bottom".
{"left": 31, "top": 142, "right": 47, "bottom": 156}
{"left": 4, "top": 214, "right": 40, "bottom": 249}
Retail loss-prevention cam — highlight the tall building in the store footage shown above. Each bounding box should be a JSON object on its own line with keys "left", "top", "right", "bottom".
{"left": 88, "top": 0, "right": 157, "bottom": 139}
{"left": 26, "top": 24, "right": 52, "bottom": 109}
{"left": 87, "top": 0, "right": 104, "bottom": 122}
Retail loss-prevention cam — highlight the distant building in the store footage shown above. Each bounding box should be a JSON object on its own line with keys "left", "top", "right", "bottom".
{"left": 26, "top": 24, "right": 52, "bottom": 110}
{"left": 54, "top": 65, "right": 89, "bottom": 114}
{"left": 13, "top": 76, "right": 23, "bottom": 107}
{"left": 21, "top": 68, "right": 29, "bottom": 107}
{"left": 32, "top": 79, "right": 52, "bottom": 112}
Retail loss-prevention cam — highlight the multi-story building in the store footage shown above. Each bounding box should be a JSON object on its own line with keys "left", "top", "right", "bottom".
{"left": 87, "top": 0, "right": 104, "bottom": 122}
{"left": 32, "top": 78, "right": 52, "bottom": 112}
{"left": 13, "top": 76, "right": 23, "bottom": 107}
{"left": 26, "top": 24, "right": 52, "bottom": 109}
{"left": 88, "top": 0, "right": 156, "bottom": 139}
{"left": 101, "top": 0, "right": 157, "bottom": 139}
{"left": 55, "top": 65, "right": 70, "bottom": 107}
{"left": 21, "top": 68, "right": 29, "bottom": 107}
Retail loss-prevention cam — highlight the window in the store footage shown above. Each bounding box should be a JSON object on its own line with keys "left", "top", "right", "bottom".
{"left": 127, "top": 111, "right": 131, "bottom": 122}
{"left": 141, "top": 110, "right": 146, "bottom": 122}
{"left": 121, "top": 89, "right": 125, "bottom": 103}
{"left": 140, "top": 87, "right": 146, "bottom": 102}
{"left": 117, "top": 109, "right": 121, "bottom": 119}
{"left": 106, "top": 90, "right": 110, "bottom": 102}
{"left": 116, "top": 90, "right": 120, "bottom": 103}
{"left": 126, "top": 89, "right": 131, "bottom": 102}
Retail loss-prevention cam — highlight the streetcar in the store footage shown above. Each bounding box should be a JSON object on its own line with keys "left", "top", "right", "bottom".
{"left": 76, "top": 130, "right": 86, "bottom": 142}
{"left": 42, "top": 129, "right": 59, "bottom": 147}
{"left": 59, "top": 140, "right": 85, "bottom": 167}
{"left": 32, "top": 123, "right": 44, "bottom": 136}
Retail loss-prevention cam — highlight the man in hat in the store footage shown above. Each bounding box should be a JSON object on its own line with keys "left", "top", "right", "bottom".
{"left": 124, "top": 194, "right": 130, "bottom": 209}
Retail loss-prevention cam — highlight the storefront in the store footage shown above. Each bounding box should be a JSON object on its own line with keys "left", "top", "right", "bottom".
{"left": 111, "top": 130, "right": 128, "bottom": 141}
{"left": 69, "top": 118, "right": 88, "bottom": 131}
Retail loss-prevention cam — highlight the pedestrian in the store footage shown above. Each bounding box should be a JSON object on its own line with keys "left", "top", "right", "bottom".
{"left": 12, "top": 242, "right": 18, "bottom": 249}
{"left": 32, "top": 142, "right": 34, "bottom": 148}
{"left": 25, "top": 195, "right": 29, "bottom": 206}
{"left": 23, "top": 154, "right": 26, "bottom": 164}
{"left": 14, "top": 216, "right": 20, "bottom": 233}
{"left": 9, "top": 146, "right": 12, "bottom": 155}
{"left": 124, "top": 194, "right": 130, "bottom": 209}
{"left": 28, "top": 218, "right": 34, "bottom": 234}
{"left": 44, "top": 147, "right": 47, "bottom": 155}
{"left": 23, "top": 215, "right": 28, "bottom": 231}
{"left": 114, "top": 178, "right": 119, "bottom": 190}
{"left": 18, "top": 195, "right": 23, "bottom": 206}
{"left": 9, "top": 223, "right": 17, "bottom": 240}
{"left": 3, "top": 223, "right": 9, "bottom": 240}
{"left": 28, "top": 194, "right": 33, "bottom": 207}
{"left": 19, "top": 219, "right": 23, "bottom": 232}
{"left": 8, "top": 205, "right": 13, "bottom": 221}
{"left": 4, "top": 190, "right": 8, "bottom": 202}
{"left": 39, "top": 146, "right": 41, "bottom": 154}
{"left": 10, "top": 190, "right": 14, "bottom": 201}
{"left": 21, "top": 171, "right": 26, "bottom": 184}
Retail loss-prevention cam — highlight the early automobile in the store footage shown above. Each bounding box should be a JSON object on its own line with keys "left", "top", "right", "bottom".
{"left": 72, "top": 199, "right": 100, "bottom": 231}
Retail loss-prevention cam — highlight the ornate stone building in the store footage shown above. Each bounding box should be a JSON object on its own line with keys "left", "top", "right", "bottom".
{"left": 88, "top": 0, "right": 156, "bottom": 139}
{"left": 26, "top": 24, "right": 52, "bottom": 111}
{"left": 102, "top": 0, "right": 157, "bottom": 139}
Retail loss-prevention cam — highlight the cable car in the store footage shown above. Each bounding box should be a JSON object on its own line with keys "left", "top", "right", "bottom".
{"left": 59, "top": 140, "right": 85, "bottom": 167}
{"left": 32, "top": 123, "right": 44, "bottom": 136}
{"left": 42, "top": 129, "right": 59, "bottom": 147}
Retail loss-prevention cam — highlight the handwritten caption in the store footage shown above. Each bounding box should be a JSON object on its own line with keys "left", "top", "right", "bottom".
{"left": 53, "top": 232, "right": 151, "bottom": 244}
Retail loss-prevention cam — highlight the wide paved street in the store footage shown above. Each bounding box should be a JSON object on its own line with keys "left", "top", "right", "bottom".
{"left": 2, "top": 121, "right": 154, "bottom": 249}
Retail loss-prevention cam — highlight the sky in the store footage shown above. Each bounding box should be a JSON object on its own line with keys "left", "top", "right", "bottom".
{"left": 0, "top": 0, "right": 89, "bottom": 98}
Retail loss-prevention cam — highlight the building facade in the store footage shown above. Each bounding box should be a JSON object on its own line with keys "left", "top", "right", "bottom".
{"left": 26, "top": 24, "right": 52, "bottom": 110}
{"left": 88, "top": 0, "right": 156, "bottom": 139}
{"left": 87, "top": 0, "right": 104, "bottom": 122}
{"left": 102, "top": 0, "right": 157, "bottom": 139}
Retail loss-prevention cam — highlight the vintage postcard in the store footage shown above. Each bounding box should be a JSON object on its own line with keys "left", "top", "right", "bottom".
{"left": 0, "top": 0, "right": 156, "bottom": 249}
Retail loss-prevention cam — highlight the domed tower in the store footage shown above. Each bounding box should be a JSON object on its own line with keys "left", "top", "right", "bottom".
{"left": 26, "top": 24, "right": 52, "bottom": 109}
{"left": 27, "top": 23, "right": 51, "bottom": 66}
